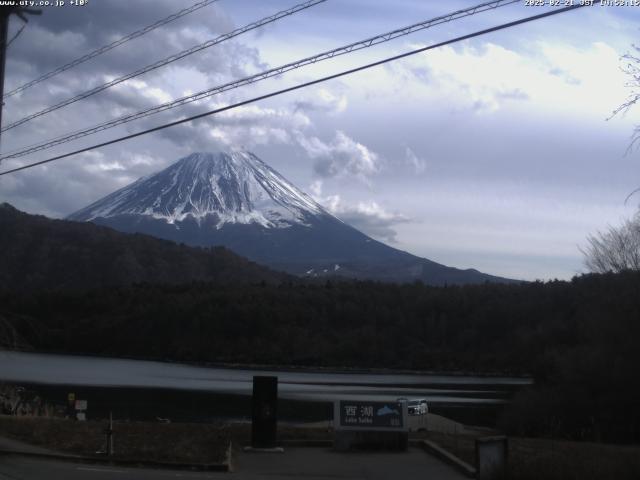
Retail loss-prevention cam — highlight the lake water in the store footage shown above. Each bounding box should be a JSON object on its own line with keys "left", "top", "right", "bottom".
{"left": 0, "top": 351, "right": 531, "bottom": 405}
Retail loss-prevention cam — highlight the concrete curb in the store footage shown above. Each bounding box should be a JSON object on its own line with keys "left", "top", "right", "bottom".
{"left": 226, "top": 440, "right": 234, "bottom": 472}
{"left": 413, "top": 439, "right": 476, "bottom": 478}
{"left": 242, "top": 446, "right": 285, "bottom": 453}
{"left": 281, "top": 439, "right": 333, "bottom": 448}
{"left": 0, "top": 446, "right": 231, "bottom": 472}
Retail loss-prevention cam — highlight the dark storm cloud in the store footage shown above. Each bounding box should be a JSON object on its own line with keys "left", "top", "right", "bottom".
{"left": 6, "top": 0, "right": 235, "bottom": 79}
{"left": 1, "top": 0, "right": 269, "bottom": 157}
{"left": 3, "top": 151, "right": 133, "bottom": 217}
{"left": 3, "top": 0, "right": 263, "bottom": 119}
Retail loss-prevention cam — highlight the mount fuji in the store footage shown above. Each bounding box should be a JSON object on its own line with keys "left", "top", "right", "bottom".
{"left": 68, "top": 151, "right": 512, "bottom": 285}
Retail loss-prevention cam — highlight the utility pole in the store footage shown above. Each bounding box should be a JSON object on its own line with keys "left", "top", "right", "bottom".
{"left": 0, "top": 8, "right": 12, "bottom": 147}
{"left": 0, "top": 6, "right": 41, "bottom": 149}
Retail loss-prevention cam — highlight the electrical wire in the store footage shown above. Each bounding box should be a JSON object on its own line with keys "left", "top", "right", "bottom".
{"left": 0, "top": 0, "right": 519, "bottom": 161}
{"left": 1, "top": 0, "right": 327, "bottom": 133}
{"left": 0, "top": 4, "right": 592, "bottom": 177}
{"left": 3, "top": 0, "right": 221, "bottom": 98}
{"left": 5, "top": 23, "right": 26, "bottom": 49}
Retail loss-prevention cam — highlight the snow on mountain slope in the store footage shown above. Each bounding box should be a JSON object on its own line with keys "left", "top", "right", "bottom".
{"left": 68, "top": 151, "right": 326, "bottom": 228}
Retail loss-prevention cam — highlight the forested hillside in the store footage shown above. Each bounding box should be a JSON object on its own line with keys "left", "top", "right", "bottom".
{"left": 0, "top": 203, "right": 286, "bottom": 290}
{"left": 2, "top": 271, "right": 640, "bottom": 441}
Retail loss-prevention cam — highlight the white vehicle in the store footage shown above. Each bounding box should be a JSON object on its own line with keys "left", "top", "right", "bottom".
{"left": 407, "top": 398, "right": 428, "bottom": 416}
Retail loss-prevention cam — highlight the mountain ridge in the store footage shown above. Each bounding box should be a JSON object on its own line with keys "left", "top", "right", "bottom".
{"left": 0, "top": 202, "right": 287, "bottom": 291}
{"left": 68, "top": 151, "right": 517, "bottom": 285}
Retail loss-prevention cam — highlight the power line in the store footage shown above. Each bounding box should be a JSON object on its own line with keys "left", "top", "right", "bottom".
{"left": 0, "top": 9, "right": 10, "bottom": 149}
{"left": 1, "top": 0, "right": 327, "bottom": 133}
{"left": 3, "top": 0, "right": 221, "bottom": 99}
{"left": 0, "top": 0, "right": 519, "bottom": 161}
{"left": 5, "top": 23, "right": 26, "bottom": 49}
{"left": 0, "top": 7, "right": 41, "bottom": 149}
{"left": 0, "top": 4, "right": 592, "bottom": 177}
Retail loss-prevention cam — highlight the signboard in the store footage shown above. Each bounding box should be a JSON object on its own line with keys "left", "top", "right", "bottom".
{"left": 75, "top": 400, "right": 87, "bottom": 411}
{"left": 335, "top": 400, "right": 407, "bottom": 432}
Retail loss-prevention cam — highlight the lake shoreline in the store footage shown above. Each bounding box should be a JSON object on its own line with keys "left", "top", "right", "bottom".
{"left": 0, "top": 348, "right": 534, "bottom": 381}
{"left": 0, "top": 350, "right": 529, "bottom": 427}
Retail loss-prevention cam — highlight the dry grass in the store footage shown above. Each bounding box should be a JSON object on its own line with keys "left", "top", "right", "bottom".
{"left": 422, "top": 430, "right": 640, "bottom": 480}
{"left": 0, "top": 415, "right": 231, "bottom": 464}
{"left": 508, "top": 437, "right": 640, "bottom": 480}
{"left": 0, "top": 415, "right": 335, "bottom": 465}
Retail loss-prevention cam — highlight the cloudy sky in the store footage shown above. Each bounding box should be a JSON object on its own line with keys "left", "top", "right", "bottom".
{"left": 1, "top": 0, "right": 640, "bottom": 281}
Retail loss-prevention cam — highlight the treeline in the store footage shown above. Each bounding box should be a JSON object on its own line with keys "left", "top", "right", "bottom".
{"left": 0, "top": 278, "right": 581, "bottom": 370}
{"left": 2, "top": 271, "right": 640, "bottom": 441}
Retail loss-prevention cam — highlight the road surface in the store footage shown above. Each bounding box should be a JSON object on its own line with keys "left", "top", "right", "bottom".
{"left": 0, "top": 447, "right": 468, "bottom": 479}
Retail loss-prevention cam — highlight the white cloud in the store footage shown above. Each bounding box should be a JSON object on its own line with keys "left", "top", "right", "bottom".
{"left": 412, "top": 42, "right": 529, "bottom": 114}
{"left": 140, "top": 101, "right": 313, "bottom": 152}
{"left": 216, "top": 104, "right": 311, "bottom": 129}
{"left": 293, "top": 88, "right": 348, "bottom": 114}
{"left": 404, "top": 146, "right": 426, "bottom": 174}
{"left": 118, "top": 78, "right": 174, "bottom": 105}
{"left": 297, "top": 130, "right": 380, "bottom": 180}
{"left": 384, "top": 40, "right": 628, "bottom": 118}
{"left": 314, "top": 192, "right": 410, "bottom": 243}
{"left": 201, "top": 104, "right": 311, "bottom": 148}
{"left": 309, "top": 179, "right": 323, "bottom": 197}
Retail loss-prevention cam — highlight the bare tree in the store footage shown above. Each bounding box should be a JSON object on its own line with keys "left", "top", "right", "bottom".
{"left": 582, "top": 214, "right": 640, "bottom": 273}
{"left": 611, "top": 45, "right": 640, "bottom": 214}
{"left": 611, "top": 44, "right": 640, "bottom": 122}
{"left": 582, "top": 47, "right": 640, "bottom": 273}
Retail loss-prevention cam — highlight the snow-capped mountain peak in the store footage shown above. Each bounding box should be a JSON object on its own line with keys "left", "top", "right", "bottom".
{"left": 68, "top": 151, "right": 327, "bottom": 228}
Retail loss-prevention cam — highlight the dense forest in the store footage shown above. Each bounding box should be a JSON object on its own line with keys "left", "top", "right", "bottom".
{"left": 0, "top": 203, "right": 287, "bottom": 290}
{"left": 2, "top": 271, "right": 640, "bottom": 442}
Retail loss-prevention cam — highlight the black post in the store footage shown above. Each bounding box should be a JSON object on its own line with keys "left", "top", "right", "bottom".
{"left": 104, "top": 411, "right": 114, "bottom": 456}
{"left": 251, "top": 376, "right": 278, "bottom": 449}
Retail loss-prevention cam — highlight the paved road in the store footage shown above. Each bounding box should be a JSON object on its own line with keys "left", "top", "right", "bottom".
{"left": 234, "top": 447, "right": 467, "bottom": 479}
{"left": 0, "top": 436, "right": 66, "bottom": 456}
{"left": 0, "top": 455, "right": 222, "bottom": 479}
{"left": 0, "top": 447, "right": 468, "bottom": 479}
